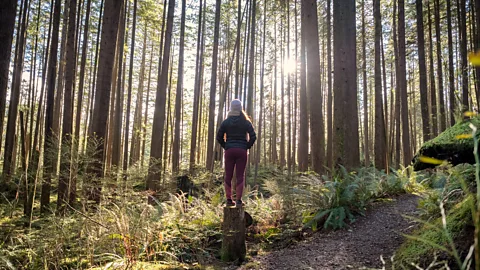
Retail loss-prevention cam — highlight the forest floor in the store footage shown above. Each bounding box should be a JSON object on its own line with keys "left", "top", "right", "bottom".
{"left": 236, "top": 193, "right": 419, "bottom": 270}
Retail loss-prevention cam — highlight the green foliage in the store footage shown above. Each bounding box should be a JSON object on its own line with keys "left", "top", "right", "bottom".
{"left": 412, "top": 117, "right": 480, "bottom": 170}
{"left": 394, "top": 197, "right": 474, "bottom": 269}
{"left": 262, "top": 166, "right": 407, "bottom": 231}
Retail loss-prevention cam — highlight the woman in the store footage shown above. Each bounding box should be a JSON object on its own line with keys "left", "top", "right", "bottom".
{"left": 216, "top": 99, "right": 256, "bottom": 207}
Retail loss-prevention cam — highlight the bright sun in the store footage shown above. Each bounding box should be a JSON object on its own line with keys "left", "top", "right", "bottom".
{"left": 283, "top": 58, "right": 297, "bottom": 74}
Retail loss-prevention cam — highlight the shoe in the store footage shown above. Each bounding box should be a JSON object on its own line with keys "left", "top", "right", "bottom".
{"left": 236, "top": 200, "right": 245, "bottom": 207}
{"left": 226, "top": 199, "right": 235, "bottom": 207}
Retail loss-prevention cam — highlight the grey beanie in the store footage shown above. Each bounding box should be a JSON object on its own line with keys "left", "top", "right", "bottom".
{"left": 230, "top": 99, "right": 243, "bottom": 112}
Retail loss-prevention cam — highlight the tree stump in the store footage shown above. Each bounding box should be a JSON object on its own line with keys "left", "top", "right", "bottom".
{"left": 221, "top": 206, "right": 246, "bottom": 262}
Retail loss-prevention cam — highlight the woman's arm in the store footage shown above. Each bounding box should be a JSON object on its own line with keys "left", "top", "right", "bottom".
{"left": 246, "top": 122, "right": 256, "bottom": 149}
{"left": 216, "top": 121, "right": 227, "bottom": 148}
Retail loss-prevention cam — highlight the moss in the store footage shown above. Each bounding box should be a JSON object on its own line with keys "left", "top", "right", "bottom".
{"left": 413, "top": 117, "right": 480, "bottom": 171}
{"left": 394, "top": 197, "right": 474, "bottom": 268}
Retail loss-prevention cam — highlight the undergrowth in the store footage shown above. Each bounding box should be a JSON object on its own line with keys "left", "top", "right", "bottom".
{"left": 0, "top": 162, "right": 410, "bottom": 269}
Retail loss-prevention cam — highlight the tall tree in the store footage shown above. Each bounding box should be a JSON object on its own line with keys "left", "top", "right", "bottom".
{"left": 416, "top": 0, "right": 430, "bottom": 142}
{"left": 206, "top": 0, "right": 221, "bottom": 171}
{"left": 172, "top": 0, "right": 186, "bottom": 173}
{"left": 298, "top": 0, "right": 308, "bottom": 172}
{"left": 399, "top": 0, "right": 412, "bottom": 165}
{"left": 124, "top": 0, "right": 137, "bottom": 173}
{"left": 3, "top": 0, "right": 30, "bottom": 182}
{"left": 87, "top": 0, "right": 123, "bottom": 203}
{"left": 459, "top": 0, "right": 469, "bottom": 110}
{"left": 0, "top": 0, "right": 18, "bottom": 169}
{"left": 333, "top": 0, "right": 359, "bottom": 168}
{"left": 246, "top": 0, "right": 256, "bottom": 118}
{"left": 58, "top": 0, "right": 78, "bottom": 212}
{"left": 304, "top": 0, "right": 324, "bottom": 173}
{"left": 326, "top": 0, "right": 333, "bottom": 169}
{"left": 111, "top": 2, "right": 126, "bottom": 168}
{"left": 362, "top": 0, "right": 369, "bottom": 166}
{"left": 427, "top": 0, "right": 438, "bottom": 137}
{"left": 447, "top": 0, "right": 456, "bottom": 126}
{"left": 374, "top": 0, "right": 387, "bottom": 170}
{"left": 41, "top": 0, "right": 62, "bottom": 212}
{"left": 147, "top": 0, "right": 175, "bottom": 202}
{"left": 189, "top": 0, "right": 204, "bottom": 173}
{"left": 434, "top": 0, "right": 446, "bottom": 132}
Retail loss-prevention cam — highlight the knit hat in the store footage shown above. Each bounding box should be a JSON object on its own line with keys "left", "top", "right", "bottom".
{"left": 230, "top": 99, "right": 243, "bottom": 112}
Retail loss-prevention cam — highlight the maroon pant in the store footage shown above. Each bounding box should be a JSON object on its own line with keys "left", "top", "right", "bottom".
{"left": 224, "top": 148, "right": 248, "bottom": 200}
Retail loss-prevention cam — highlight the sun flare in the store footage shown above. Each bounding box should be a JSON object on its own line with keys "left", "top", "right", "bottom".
{"left": 283, "top": 58, "right": 297, "bottom": 74}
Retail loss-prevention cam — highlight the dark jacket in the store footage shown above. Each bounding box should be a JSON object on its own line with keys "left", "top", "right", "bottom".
{"left": 216, "top": 115, "right": 256, "bottom": 150}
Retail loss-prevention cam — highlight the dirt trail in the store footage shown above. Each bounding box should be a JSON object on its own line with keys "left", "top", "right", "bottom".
{"left": 242, "top": 194, "right": 419, "bottom": 270}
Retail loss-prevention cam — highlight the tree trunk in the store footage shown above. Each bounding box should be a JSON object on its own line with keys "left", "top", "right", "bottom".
{"left": 427, "top": 0, "right": 438, "bottom": 137}
{"left": 246, "top": 0, "right": 256, "bottom": 118}
{"left": 447, "top": 0, "right": 456, "bottom": 126}
{"left": 147, "top": 0, "right": 175, "bottom": 202}
{"left": 416, "top": 0, "right": 430, "bottom": 143}
{"left": 111, "top": 2, "right": 126, "bottom": 168}
{"left": 304, "top": 0, "right": 324, "bottom": 173}
{"left": 3, "top": 0, "right": 30, "bottom": 183}
{"left": 123, "top": 0, "right": 137, "bottom": 175}
{"left": 172, "top": 0, "right": 186, "bottom": 173}
{"left": 333, "top": 0, "right": 359, "bottom": 169}
{"left": 221, "top": 206, "right": 246, "bottom": 262}
{"left": 58, "top": 0, "right": 77, "bottom": 212}
{"left": 0, "top": 0, "right": 18, "bottom": 172}
{"left": 362, "top": 0, "right": 369, "bottom": 166}
{"left": 41, "top": 0, "right": 62, "bottom": 213}
{"left": 374, "top": 0, "right": 387, "bottom": 170}
{"left": 326, "top": 0, "right": 333, "bottom": 170}
{"left": 434, "top": 0, "right": 446, "bottom": 132}
{"left": 298, "top": 1, "right": 308, "bottom": 172}
{"left": 459, "top": 0, "right": 469, "bottom": 111}
{"left": 189, "top": 0, "right": 204, "bottom": 173}
{"left": 87, "top": 0, "right": 123, "bottom": 204}
{"left": 206, "top": 0, "right": 222, "bottom": 172}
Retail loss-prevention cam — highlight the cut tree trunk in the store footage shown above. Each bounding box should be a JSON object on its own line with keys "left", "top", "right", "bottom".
{"left": 221, "top": 206, "right": 246, "bottom": 262}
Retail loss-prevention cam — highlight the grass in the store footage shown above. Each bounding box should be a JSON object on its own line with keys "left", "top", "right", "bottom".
{"left": 0, "top": 164, "right": 410, "bottom": 269}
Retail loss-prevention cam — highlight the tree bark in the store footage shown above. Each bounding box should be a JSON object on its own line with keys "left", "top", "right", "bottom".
{"left": 298, "top": 1, "right": 308, "bottom": 172}
{"left": 123, "top": 0, "right": 137, "bottom": 175}
{"left": 374, "top": 0, "right": 387, "bottom": 170}
{"left": 58, "top": 0, "right": 78, "bottom": 212}
{"left": 41, "top": 0, "right": 62, "bottom": 213}
{"left": 3, "top": 0, "right": 30, "bottom": 182}
{"left": 172, "top": 0, "right": 186, "bottom": 173}
{"left": 362, "top": 0, "right": 369, "bottom": 166}
{"left": 333, "top": 0, "right": 359, "bottom": 169}
{"left": 206, "top": 0, "right": 222, "bottom": 171}
{"left": 434, "top": 0, "right": 446, "bottom": 132}
{"left": 304, "top": 0, "right": 324, "bottom": 173}
{"left": 221, "top": 206, "right": 246, "bottom": 262}
{"left": 0, "top": 0, "right": 18, "bottom": 173}
{"left": 427, "top": 1, "right": 438, "bottom": 137}
{"left": 459, "top": 0, "right": 469, "bottom": 111}
{"left": 147, "top": 0, "right": 175, "bottom": 202}
{"left": 416, "top": 0, "right": 430, "bottom": 143}
{"left": 447, "top": 0, "right": 456, "bottom": 126}
{"left": 189, "top": 0, "right": 204, "bottom": 173}
{"left": 87, "top": 0, "right": 123, "bottom": 204}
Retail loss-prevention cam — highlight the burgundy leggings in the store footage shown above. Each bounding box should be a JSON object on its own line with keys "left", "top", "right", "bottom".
{"left": 224, "top": 148, "right": 248, "bottom": 200}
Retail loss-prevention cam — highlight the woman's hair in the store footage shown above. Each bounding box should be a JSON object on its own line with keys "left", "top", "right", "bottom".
{"left": 241, "top": 110, "right": 252, "bottom": 123}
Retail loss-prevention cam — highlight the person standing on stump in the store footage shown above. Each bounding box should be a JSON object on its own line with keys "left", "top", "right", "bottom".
{"left": 216, "top": 99, "right": 256, "bottom": 207}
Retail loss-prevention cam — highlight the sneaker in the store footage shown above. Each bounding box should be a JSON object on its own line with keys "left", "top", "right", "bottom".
{"left": 226, "top": 199, "right": 235, "bottom": 207}
{"left": 236, "top": 200, "right": 245, "bottom": 207}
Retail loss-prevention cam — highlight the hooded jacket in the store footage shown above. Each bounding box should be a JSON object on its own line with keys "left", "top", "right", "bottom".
{"left": 216, "top": 115, "right": 256, "bottom": 150}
